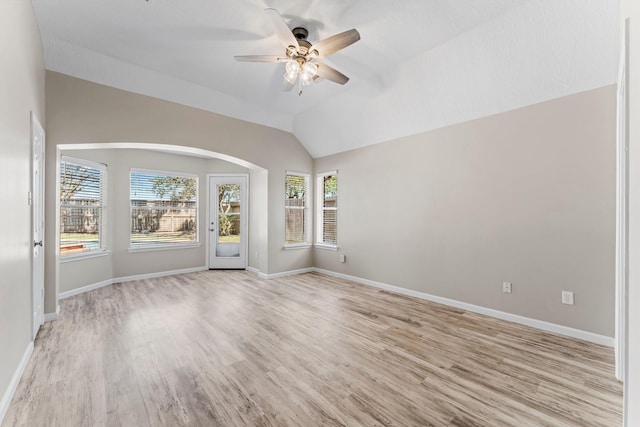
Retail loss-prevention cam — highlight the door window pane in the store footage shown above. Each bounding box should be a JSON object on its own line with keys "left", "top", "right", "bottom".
{"left": 216, "top": 184, "right": 241, "bottom": 257}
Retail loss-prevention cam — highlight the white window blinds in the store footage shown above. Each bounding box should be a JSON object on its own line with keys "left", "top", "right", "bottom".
{"left": 316, "top": 171, "right": 337, "bottom": 246}
{"left": 130, "top": 170, "right": 198, "bottom": 247}
{"left": 59, "top": 157, "right": 107, "bottom": 255}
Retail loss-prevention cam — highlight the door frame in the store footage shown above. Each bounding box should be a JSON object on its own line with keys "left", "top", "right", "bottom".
{"left": 31, "top": 112, "right": 45, "bottom": 340}
{"left": 615, "top": 18, "right": 629, "bottom": 382}
{"left": 206, "top": 174, "right": 249, "bottom": 269}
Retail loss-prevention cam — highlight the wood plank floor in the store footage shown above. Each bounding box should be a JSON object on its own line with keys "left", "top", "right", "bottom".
{"left": 3, "top": 271, "right": 622, "bottom": 426}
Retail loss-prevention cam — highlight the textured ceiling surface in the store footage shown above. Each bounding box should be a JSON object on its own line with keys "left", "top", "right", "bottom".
{"left": 32, "top": 0, "right": 619, "bottom": 157}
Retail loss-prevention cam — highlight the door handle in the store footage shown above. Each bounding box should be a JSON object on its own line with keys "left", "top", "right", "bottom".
{"left": 34, "top": 240, "right": 43, "bottom": 247}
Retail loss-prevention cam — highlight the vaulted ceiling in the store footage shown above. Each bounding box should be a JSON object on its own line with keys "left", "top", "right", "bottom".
{"left": 31, "top": 0, "right": 618, "bottom": 158}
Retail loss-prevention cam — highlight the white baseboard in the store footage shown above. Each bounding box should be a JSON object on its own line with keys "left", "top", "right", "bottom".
{"left": 247, "top": 266, "right": 314, "bottom": 280}
{"left": 59, "top": 278, "right": 113, "bottom": 300}
{"left": 312, "top": 268, "right": 615, "bottom": 347}
{"left": 0, "top": 341, "right": 34, "bottom": 425}
{"left": 113, "top": 266, "right": 208, "bottom": 284}
{"left": 246, "top": 266, "right": 268, "bottom": 279}
{"left": 59, "top": 266, "right": 208, "bottom": 300}
{"left": 43, "top": 305, "right": 60, "bottom": 322}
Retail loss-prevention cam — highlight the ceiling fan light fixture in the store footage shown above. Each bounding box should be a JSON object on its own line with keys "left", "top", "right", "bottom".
{"left": 284, "top": 70, "right": 298, "bottom": 85}
{"left": 300, "top": 72, "right": 313, "bottom": 86}
{"left": 235, "top": 9, "right": 360, "bottom": 95}
{"left": 285, "top": 60, "right": 300, "bottom": 75}
{"left": 300, "top": 62, "right": 318, "bottom": 86}
{"left": 302, "top": 62, "right": 317, "bottom": 77}
{"left": 284, "top": 60, "right": 300, "bottom": 84}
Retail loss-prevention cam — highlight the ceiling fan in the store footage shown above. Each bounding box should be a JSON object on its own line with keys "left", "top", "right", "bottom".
{"left": 234, "top": 8, "right": 360, "bottom": 95}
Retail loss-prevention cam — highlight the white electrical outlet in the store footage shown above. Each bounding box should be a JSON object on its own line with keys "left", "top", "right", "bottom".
{"left": 339, "top": 254, "right": 346, "bottom": 263}
{"left": 502, "top": 282, "right": 512, "bottom": 294}
{"left": 562, "top": 291, "right": 574, "bottom": 305}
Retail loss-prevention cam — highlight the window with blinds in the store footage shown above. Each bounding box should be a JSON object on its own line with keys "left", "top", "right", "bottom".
{"left": 130, "top": 170, "right": 198, "bottom": 248}
{"left": 285, "top": 172, "right": 310, "bottom": 246}
{"left": 60, "top": 157, "right": 107, "bottom": 256}
{"left": 316, "top": 171, "right": 337, "bottom": 246}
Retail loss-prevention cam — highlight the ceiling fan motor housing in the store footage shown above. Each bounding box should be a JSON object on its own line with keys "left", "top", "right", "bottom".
{"left": 292, "top": 27, "right": 309, "bottom": 41}
{"left": 289, "top": 28, "right": 312, "bottom": 56}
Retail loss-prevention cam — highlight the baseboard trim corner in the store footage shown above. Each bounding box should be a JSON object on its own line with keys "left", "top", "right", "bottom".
{"left": 312, "top": 268, "right": 614, "bottom": 347}
{"left": 0, "top": 341, "right": 34, "bottom": 425}
{"left": 44, "top": 305, "right": 60, "bottom": 322}
{"left": 266, "top": 267, "right": 314, "bottom": 279}
{"left": 246, "top": 266, "right": 269, "bottom": 279}
{"left": 248, "top": 267, "right": 314, "bottom": 280}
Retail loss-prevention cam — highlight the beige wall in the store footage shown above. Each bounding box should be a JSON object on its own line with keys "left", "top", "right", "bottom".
{"left": 314, "top": 86, "right": 616, "bottom": 337}
{"left": 0, "top": 0, "right": 45, "bottom": 419}
{"left": 622, "top": 1, "right": 639, "bottom": 425}
{"left": 45, "top": 72, "right": 315, "bottom": 311}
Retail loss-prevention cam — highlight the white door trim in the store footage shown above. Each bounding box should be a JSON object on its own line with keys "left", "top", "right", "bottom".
{"left": 30, "top": 112, "right": 45, "bottom": 339}
{"left": 615, "top": 18, "right": 629, "bottom": 382}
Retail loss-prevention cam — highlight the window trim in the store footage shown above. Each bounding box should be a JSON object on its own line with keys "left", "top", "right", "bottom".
{"left": 315, "top": 170, "right": 338, "bottom": 249}
{"left": 59, "top": 156, "right": 108, "bottom": 259}
{"left": 128, "top": 243, "right": 201, "bottom": 254}
{"left": 284, "top": 171, "right": 312, "bottom": 248}
{"left": 129, "top": 168, "right": 199, "bottom": 250}
{"left": 60, "top": 249, "right": 110, "bottom": 263}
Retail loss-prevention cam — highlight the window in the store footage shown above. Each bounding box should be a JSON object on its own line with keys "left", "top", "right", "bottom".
{"left": 316, "top": 171, "right": 337, "bottom": 247}
{"left": 59, "top": 157, "right": 107, "bottom": 257}
{"left": 285, "top": 172, "right": 310, "bottom": 246}
{"left": 130, "top": 169, "right": 198, "bottom": 248}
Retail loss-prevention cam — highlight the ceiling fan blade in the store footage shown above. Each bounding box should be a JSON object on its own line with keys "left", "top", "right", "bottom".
{"left": 264, "top": 8, "right": 299, "bottom": 49}
{"left": 315, "top": 63, "right": 350, "bottom": 85}
{"left": 310, "top": 29, "right": 360, "bottom": 57}
{"left": 234, "top": 55, "right": 288, "bottom": 63}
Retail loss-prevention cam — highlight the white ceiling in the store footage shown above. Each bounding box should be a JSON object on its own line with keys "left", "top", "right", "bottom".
{"left": 32, "top": 0, "right": 619, "bottom": 158}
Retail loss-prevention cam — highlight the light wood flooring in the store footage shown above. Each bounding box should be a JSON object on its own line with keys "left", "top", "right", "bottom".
{"left": 3, "top": 271, "right": 622, "bottom": 426}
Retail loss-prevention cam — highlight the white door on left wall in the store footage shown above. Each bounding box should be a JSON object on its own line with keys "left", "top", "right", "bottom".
{"left": 31, "top": 112, "right": 45, "bottom": 339}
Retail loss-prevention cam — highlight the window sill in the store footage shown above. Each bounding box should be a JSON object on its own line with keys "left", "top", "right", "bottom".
{"left": 283, "top": 243, "right": 312, "bottom": 251}
{"left": 60, "top": 250, "right": 110, "bottom": 263}
{"left": 128, "top": 243, "right": 201, "bottom": 253}
{"left": 314, "top": 243, "right": 338, "bottom": 251}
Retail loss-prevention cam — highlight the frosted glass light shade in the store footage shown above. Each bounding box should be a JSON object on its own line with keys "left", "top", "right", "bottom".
{"left": 285, "top": 61, "right": 300, "bottom": 75}
{"left": 284, "top": 70, "right": 298, "bottom": 85}
{"left": 300, "top": 62, "right": 317, "bottom": 86}
{"left": 302, "top": 62, "right": 317, "bottom": 77}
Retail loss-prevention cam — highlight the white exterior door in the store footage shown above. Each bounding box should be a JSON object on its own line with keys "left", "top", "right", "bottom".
{"left": 208, "top": 175, "right": 247, "bottom": 269}
{"left": 31, "top": 113, "right": 45, "bottom": 339}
